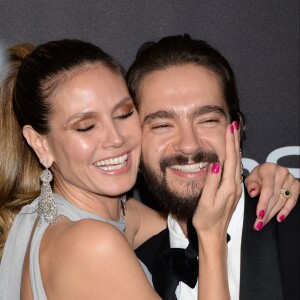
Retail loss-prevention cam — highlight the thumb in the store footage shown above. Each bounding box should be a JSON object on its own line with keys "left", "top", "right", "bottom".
{"left": 244, "top": 181, "right": 260, "bottom": 198}
{"left": 244, "top": 173, "right": 261, "bottom": 197}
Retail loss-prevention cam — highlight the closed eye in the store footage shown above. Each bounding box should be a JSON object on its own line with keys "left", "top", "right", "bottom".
{"left": 197, "top": 116, "right": 222, "bottom": 125}
{"left": 152, "top": 123, "right": 171, "bottom": 129}
{"left": 116, "top": 109, "right": 134, "bottom": 119}
{"left": 204, "top": 118, "right": 218, "bottom": 123}
{"left": 152, "top": 124, "right": 170, "bottom": 129}
{"left": 76, "top": 124, "right": 95, "bottom": 132}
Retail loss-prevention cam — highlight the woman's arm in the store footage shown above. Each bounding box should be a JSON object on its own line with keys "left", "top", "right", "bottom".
{"left": 125, "top": 198, "right": 167, "bottom": 249}
{"left": 245, "top": 163, "right": 299, "bottom": 229}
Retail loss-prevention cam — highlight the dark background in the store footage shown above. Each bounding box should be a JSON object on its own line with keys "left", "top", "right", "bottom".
{"left": 1, "top": 1, "right": 299, "bottom": 191}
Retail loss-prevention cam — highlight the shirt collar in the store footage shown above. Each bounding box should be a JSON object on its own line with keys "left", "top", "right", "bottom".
{"left": 168, "top": 184, "right": 245, "bottom": 248}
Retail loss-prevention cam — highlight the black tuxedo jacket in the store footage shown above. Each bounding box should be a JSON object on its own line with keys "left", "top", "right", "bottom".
{"left": 135, "top": 190, "right": 300, "bottom": 300}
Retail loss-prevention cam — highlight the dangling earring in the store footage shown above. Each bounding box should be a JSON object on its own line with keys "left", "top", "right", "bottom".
{"left": 120, "top": 195, "right": 127, "bottom": 215}
{"left": 240, "top": 149, "right": 244, "bottom": 183}
{"left": 38, "top": 159, "right": 59, "bottom": 225}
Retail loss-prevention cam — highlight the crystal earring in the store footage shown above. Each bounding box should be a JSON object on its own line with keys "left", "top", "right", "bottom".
{"left": 38, "top": 160, "right": 59, "bottom": 225}
{"left": 120, "top": 195, "right": 127, "bottom": 215}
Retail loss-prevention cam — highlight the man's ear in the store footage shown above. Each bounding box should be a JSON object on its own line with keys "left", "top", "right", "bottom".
{"left": 22, "top": 125, "right": 54, "bottom": 165}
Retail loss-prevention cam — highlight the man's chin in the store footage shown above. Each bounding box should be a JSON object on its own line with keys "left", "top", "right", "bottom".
{"left": 140, "top": 161, "right": 203, "bottom": 220}
{"left": 168, "top": 189, "right": 201, "bottom": 202}
{"left": 166, "top": 179, "right": 205, "bottom": 198}
{"left": 159, "top": 184, "right": 202, "bottom": 221}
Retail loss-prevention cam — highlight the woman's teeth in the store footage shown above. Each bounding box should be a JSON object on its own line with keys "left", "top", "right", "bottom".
{"left": 94, "top": 154, "right": 128, "bottom": 170}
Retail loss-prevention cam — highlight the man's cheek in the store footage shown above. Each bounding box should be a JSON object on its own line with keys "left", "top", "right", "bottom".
{"left": 208, "top": 135, "right": 226, "bottom": 161}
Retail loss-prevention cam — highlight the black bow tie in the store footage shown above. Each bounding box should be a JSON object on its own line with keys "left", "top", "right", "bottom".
{"left": 159, "top": 221, "right": 230, "bottom": 288}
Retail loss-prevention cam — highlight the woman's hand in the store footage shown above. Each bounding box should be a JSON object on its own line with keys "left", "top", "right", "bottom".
{"left": 192, "top": 121, "right": 241, "bottom": 242}
{"left": 192, "top": 121, "right": 241, "bottom": 300}
{"left": 244, "top": 163, "right": 299, "bottom": 230}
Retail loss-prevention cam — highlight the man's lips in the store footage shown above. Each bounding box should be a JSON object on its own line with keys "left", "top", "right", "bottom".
{"left": 169, "top": 162, "right": 209, "bottom": 172}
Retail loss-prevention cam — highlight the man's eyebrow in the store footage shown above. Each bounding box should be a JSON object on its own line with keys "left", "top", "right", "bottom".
{"left": 190, "top": 105, "right": 226, "bottom": 119}
{"left": 143, "top": 110, "right": 176, "bottom": 125}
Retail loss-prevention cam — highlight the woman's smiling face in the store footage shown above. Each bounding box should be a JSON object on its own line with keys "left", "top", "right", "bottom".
{"left": 46, "top": 64, "right": 142, "bottom": 197}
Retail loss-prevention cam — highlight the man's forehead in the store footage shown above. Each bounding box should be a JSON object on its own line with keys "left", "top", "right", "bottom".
{"left": 138, "top": 64, "right": 225, "bottom": 105}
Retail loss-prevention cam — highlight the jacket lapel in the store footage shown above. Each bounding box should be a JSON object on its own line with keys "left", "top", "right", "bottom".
{"left": 135, "top": 228, "right": 178, "bottom": 300}
{"left": 240, "top": 191, "right": 284, "bottom": 300}
{"left": 151, "top": 229, "right": 178, "bottom": 300}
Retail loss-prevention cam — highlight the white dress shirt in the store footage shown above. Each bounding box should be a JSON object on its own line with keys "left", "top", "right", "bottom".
{"left": 168, "top": 185, "right": 245, "bottom": 300}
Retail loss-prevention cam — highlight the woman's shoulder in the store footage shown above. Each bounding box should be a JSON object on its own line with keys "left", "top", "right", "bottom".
{"left": 39, "top": 218, "right": 157, "bottom": 299}
{"left": 43, "top": 218, "right": 126, "bottom": 257}
{"left": 40, "top": 218, "right": 133, "bottom": 296}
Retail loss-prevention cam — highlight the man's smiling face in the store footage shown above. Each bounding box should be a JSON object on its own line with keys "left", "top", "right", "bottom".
{"left": 138, "top": 63, "right": 230, "bottom": 220}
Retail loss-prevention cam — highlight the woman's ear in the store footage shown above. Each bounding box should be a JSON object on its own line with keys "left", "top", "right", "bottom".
{"left": 22, "top": 125, "right": 54, "bottom": 165}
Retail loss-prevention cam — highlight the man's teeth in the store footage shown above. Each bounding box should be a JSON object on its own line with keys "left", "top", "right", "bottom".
{"left": 94, "top": 154, "right": 128, "bottom": 170}
{"left": 170, "top": 162, "right": 208, "bottom": 172}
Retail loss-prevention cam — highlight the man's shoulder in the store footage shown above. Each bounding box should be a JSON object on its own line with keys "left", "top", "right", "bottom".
{"left": 241, "top": 190, "right": 300, "bottom": 300}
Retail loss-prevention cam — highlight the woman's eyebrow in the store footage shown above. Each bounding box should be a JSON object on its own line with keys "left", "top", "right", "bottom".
{"left": 65, "top": 111, "right": 97, "bottom": 125}
{"left": 113, "top": 96, "right": 133, "bottom": 110}
{"left": 64, "top": 97, "right": 133, "bottom": 125}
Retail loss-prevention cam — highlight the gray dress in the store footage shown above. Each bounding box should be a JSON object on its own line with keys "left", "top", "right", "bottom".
{"left": 0, "top": 194, "right": 152, "bottom": 299}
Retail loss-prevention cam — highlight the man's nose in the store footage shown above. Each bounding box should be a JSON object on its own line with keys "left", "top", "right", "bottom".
{"left": 173, "top": 125, "right": 201, "bottom": 156}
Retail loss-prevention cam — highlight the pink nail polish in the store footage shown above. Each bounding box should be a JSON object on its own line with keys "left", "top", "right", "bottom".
{"left": 233, "top": 121, "right": 239, "bottom": 130}
{"left": 249, "top": 188, "right": 256, "bottom": 195}
{"left": 230, "top": 125, "right": 234, "bottom": 134}
{"left": 279, "top": 215, "right": 285, "bottom": 222}
{"left": 258, "top": 210, "right": 265, "bottom": 219}
{"left": 255, "top": 221, "right": 264, "bottom": 231}
{"left": 211, "top": 163, "right": 220, "bottom": 174}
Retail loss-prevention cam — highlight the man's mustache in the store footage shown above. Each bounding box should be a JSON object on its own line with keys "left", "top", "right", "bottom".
{"left": 160, "top": 151, "right": 219, "bottom": 173}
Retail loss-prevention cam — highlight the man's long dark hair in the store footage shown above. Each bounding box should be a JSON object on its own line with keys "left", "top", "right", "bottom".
{"left": 126, "top": 34, "right": 246, "bottom": 143}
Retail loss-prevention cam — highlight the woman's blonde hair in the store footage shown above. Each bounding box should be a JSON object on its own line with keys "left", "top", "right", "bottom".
{"left": 0, "top": 40, "right": 124, "bottom": 260}
{"left": 0, "top": 44, "right": 41, "bottom": 259}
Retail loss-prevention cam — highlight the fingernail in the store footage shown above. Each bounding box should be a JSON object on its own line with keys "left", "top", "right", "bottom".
{"left": 249, "top": 188, "right": 256, "bottom": 196}
{"left": 258, "top": 210, "right": 265, "bottom": 219}
{"left": 211, "top": 163, "right": 221, "bottom": 174}
{"left": 279, "top": 215, "right": 285, "bottom": 222}
{"left": 233, "top": 121, "right": 239, "bottom": 130}
{"left": 230, "top": 125, "right": 234, "bottom": 134}
{"left": 255, "top": 221, "right": 264, "bottom": 231}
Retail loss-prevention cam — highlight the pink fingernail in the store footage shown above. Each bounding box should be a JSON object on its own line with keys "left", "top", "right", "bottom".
{"left": 211, "top": 163, "right": 220, "bottom": 174}
{"left": 258, "top": 210, "right": 265, "bottom": 219}
{"left": 230, "top": 125, "right": 234, "bottom": 134}
{"left": 249, "top": 188, "right": 256, "bottom": 195}
{"left": 255, "top": 221, "right": 264, "bottom": 231}
{"left": 233, "top": 121, "right": 239, "bottom": 130}
{"left": 279, "top": 215, "right": 285, "bottom": 222}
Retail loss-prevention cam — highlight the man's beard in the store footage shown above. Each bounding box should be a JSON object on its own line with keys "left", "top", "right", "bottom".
{"left": 140, "top": 150, "right": 219, "bottom": 221}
